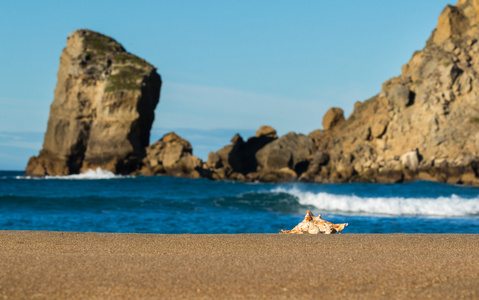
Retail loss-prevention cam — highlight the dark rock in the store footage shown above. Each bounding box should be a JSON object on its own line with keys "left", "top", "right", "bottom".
{"left": 211, "top": 127, "right": 278, "bottom": 177}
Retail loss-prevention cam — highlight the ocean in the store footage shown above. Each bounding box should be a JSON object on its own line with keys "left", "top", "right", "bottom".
{"left": 1, "top": 169, "right": 479, "bottom": 234}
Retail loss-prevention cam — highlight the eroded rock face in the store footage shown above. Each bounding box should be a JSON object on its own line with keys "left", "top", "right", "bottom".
{"left": 25, "top": 29, "right": 161, "bottom": 176}
{"left": 300, "top": 0, "right": 479, "bottom": 185}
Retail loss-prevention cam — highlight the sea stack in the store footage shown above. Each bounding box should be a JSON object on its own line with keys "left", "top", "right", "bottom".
{"left": 25, "top": 29, "right": 161, "bottom": 176}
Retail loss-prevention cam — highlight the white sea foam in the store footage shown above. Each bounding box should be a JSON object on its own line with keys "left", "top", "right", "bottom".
{"left": 272, "top": 187, "right": 479, "bottom": 217}
{"left": 18, "top": 168, "right": 128, "bottom": 180}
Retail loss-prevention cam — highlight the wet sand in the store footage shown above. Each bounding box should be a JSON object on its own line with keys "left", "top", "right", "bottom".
{"left": 1, "top": 231, "right": 478, "bottom": 299}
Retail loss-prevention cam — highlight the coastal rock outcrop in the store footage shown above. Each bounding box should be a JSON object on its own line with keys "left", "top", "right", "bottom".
{"left": 140, "top": 132, "right": 204, "bottom": 178}
{"left": 24, "top": 0, "right": 479, "bottom": 186}
{"left": 205, "top": 126, "right": 277, "bottom": 181}
{"left": 297, "top": 0, "right": 479, "bottom": 185}
{"left": 25, "top": 29, "right": 161, "bottom": 176}
{"left": 203, "top": 126, "right": 316, "bottom": 182}
{"left": 255, "top": 132, "right": 315, "bottom": 182}
{"left": 204, "top": 0, "right": 479, "bottom": 185}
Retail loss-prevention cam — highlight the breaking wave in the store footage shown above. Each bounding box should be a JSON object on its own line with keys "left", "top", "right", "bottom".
{"left": 18, "top": 168, "right": 129, "bottom": 180}
{"left": 272, "top": 187, "right": 479, "bottom": 217}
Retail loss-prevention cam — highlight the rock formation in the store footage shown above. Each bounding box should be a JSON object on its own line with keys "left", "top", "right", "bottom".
{"left": 25, "top": 29, "right": 161, "bottom": 176}
{"left": 202, "top": 126, "right": 314, "bottom": 182}
{"left": 255, "top": 132, "right": 315, "bottom": 182}
{"left": 25, "top": 0, "right": 479, "bottom": 186}
{"left": 205, "top": 126, "right": 278, "bottom": 181}
{"left": 203, "top": 0, "right": 479, "bottom": 185}
{"left": 140, "top": 132, "right": 204, "bottom": 178}
{"left": 297, "top": 0, "right": 479, "bottom": 185}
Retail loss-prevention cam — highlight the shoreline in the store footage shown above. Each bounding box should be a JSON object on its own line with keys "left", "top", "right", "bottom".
{"left": 1, "top": 231, "right": 478, "bottom": 299}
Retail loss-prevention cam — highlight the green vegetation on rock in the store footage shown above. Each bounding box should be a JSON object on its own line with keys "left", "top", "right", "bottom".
{"left": 114, "top": 53, "right": 148, "bottom": 67}
{"left": 83, "top": 32, "right": 123, "bottom": 55}
{"left": 470, "top": 117, "right": 479, "bottom": 123}
{"left": 105, "top": 66, "right": 145, "bottom": 92}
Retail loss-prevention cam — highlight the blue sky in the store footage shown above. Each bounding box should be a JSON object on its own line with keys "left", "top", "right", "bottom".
{"left": 0, "top": 0, "right": 454, "bottom": 170}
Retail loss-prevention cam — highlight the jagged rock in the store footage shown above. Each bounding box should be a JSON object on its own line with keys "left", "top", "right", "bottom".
{"left": 205, "top": 128, "right": 317, "bottom": 182}
{"left": 25, "top": 29, "right": 161, "bottom": 176}
{"left": 141, "top": 132, "right": 203, "bottom": 178}
{"left": 230, "top": 134, "right": 244, "bottom": 145}
{"left": 433, "top": 5, "right": 469, "bottom": 44}
{"left": 322, "top": 107, "right": 345, "bottom": 130}
{"left": 210, "top": 127, "right": 277, "bottom": 179}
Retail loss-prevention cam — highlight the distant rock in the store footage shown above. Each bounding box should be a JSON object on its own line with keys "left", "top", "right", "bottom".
{"left": 322, "top": 107, "right": 345, "bottom": 130}
{"left": 255, "top": 125, "right": 277, "bottom": 138}
{"left": 206, "top": 126, "right": 277, "bottom": 180}
{"left": 255, "top": 132, "right": 315, "bottom": 180}
{"left": 203, "top": 127, "right": 317, "bottom": 182}
{"left": 25, "top": 29, "right": 161, "bottom": 176}
{"left": 141, "top": 132, "right": 204, "bottom": 178}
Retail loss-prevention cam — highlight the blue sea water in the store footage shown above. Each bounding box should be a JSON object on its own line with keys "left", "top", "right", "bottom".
{"left": 1, "top": 169, "right": 479, "bottom": 234}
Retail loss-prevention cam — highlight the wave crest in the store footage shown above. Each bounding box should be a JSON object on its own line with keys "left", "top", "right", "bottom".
{"left": 272, "top": 187, "right": 479, "bottom": 217}
{"left": 18, "top": 168, "right": 128, "bottom": 180}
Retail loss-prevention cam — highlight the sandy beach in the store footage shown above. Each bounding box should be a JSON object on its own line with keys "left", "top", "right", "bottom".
{"left": 0, "top": 231, "right": 478, "bottom": 299}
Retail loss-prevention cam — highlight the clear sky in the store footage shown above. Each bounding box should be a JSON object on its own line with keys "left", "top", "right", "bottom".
{"left": 0, "top": 0, "right": 454, "bottom": 170}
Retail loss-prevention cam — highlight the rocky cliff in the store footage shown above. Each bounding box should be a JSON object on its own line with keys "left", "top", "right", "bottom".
{"left": 25, "top": 29, "right": 161, "bottom": 176}
{"left": 25, "top": 0, "right": 479, "bottom": 185}
{"left": 201, "top": 0, "right": 479, "bottom": 185}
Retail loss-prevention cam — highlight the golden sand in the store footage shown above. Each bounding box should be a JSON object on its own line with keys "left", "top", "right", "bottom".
{"left": 0, "top": 231, "right": 478, "bottom": 299}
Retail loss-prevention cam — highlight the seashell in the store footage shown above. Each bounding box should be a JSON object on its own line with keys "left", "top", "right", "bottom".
{"left": 280, "top": 211, "right": 348, "bottom": 234}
